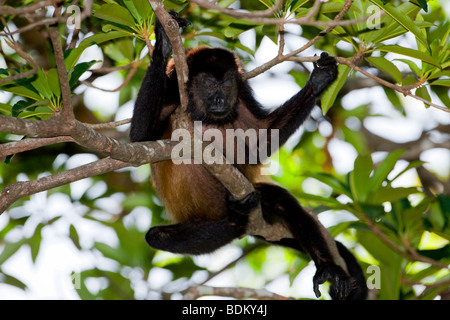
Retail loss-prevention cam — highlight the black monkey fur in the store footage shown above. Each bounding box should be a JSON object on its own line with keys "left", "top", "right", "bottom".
{"left": 130, "top": 12, "right": 368, "bottom": 300}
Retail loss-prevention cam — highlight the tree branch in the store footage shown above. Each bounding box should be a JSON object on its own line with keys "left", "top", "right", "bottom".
{"left": 190, "top": 0, "right": 374, "bottom": 27}
{"left": 80, "top": 64, "right": 138, "bottom": 93}
{"left": 336, "top": 57, "right": 449, "bottom": 113}
{"left": 149, "top": 0, "right": 189, "bottom": 110}
{"left": 182, "top": 285, "right": 294, "bottom": 300}
{"left": 244, "top": 0, "right": 355, "bottom": 80}
{"left": 0, "top": 0, "right": 62, "bottom": 15}
{"left": 0, "top": 136, "right": 75, "bottom": 158}
{"left": 0, "top": 157, "right": 128, "bottom": 214}
{"left": 48, "top": 6, "right": 74, "bottom": 122}
{"left": 363, "top": 215, "right": 448, "bottom": 270}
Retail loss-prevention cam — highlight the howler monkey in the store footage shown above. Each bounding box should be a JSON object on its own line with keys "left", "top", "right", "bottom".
{"left": 130, "top": 12, "right": 368, "bottom": 300}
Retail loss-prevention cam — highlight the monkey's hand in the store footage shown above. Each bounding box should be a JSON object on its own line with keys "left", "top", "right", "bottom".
{"left": 227, "top": 191, "right": 261, "bottom": 230}
{"left": 155, "top": 11, "right": 191, "bottom": 59}
{"left": 309, "top": 52, "right": 338, "bottom": 97}
{"left": 313, "top": 262, "right": 354, "bottom": 300}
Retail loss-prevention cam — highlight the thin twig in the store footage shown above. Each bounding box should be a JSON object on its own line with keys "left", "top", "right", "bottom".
{"left": 84, "top": 118, "right": 131, "bottom": 130}
{"left": 244, "top": 0, "right": 355, "bottom": 79}
{"left": 0, "top": 136, "right": 75, "bottom": 158}
{"left": 363, "top": 215, "right": 448, "bottom": 270}
{"left": 190, "top": 0, "right": 284, "bottom": 18}
{"left": 190, "top": 0, "right": 374, "bottom": 26}
{"left": 80, "top": 64, "right": 138, "bottom": 92}
{"left": 336, "top": 57, "right": 449, "bottom": 113}
{"left": 0, "top": 0, "right": 62, "bottom": 15}
{"left": 0, "top": 67, "right": 39, "bottom": 85}
{"left": 48, "top": 6, "right": 75, "bottom": 122}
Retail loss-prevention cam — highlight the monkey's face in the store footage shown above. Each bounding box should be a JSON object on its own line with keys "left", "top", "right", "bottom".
{"left": 192, "top": 72, "right": 238, "bottom": 121}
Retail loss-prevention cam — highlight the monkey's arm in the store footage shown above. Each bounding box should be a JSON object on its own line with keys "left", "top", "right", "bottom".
{"left": 130, "top": 13, "right": 189, "bottom": 142}
{"left": 129, "top": 19, "right": 171, "bottom": 142}
{"left": 266, "top": 53, "right": 338, "bottom": 146}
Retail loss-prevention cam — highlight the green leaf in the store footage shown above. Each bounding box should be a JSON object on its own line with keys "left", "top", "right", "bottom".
{"left": 368, "top": 6, "right": 414, "bottom": 43}
{"left": 123, "top": 0, "right": 142, "bottom": 22}
{"left": 0, "top": 84, "right": 42, "bottom": 101}
{"left": 69, "top": 60, "right": 97, "bottom": 87}
{"left": 366, "top": 56, "right": 402, "bottom": 84}
{"left": 0, "top": 271, "right": 27, "bottom": 290}
{"left": 369, "top": 0, "right": 428, "bottom": 48}
{"left": 64, "top": 31, "right": 129, "bottom": 71}
{"left": 376, "top": 45, "right": 440, "bottom": 68}
{"left": 416, "top": 0, "right": 428, "bottom": 12}
{"left": 0, "top": 239, "right": 27, "bottom": 265}
{"left": 29, "top": 224, "right": 44, "bottom": 263}
{"left": 415, "top": 86, "right": 432, "bottom": 107}
{"left": 69, "top": 224, "right": 81, "bottom": 250}
{"left": 104, "top": 39, "right": 134, "bottom": 62}
{"left": 0, "top": 102, "right": 12, "bottom": 115}
{"left": 296, "top": 192, "right": 347, "bottom": 208}
{"left": 432, "top": 87, "right": 450, "bottom": 108}
{"left": 129, "top": 0, "right": 153, "bottom": 21}
{"left": 357, "top": 229, "right": 403, "bottom": 299}
{"left": 402, "top": 74, "right": 418, "bottom": 86}
{"left": 46, "top": 68, "right": 61, "bottom": 97}
{"left": 12, "top": 99, "right": 47, "bottom": 117}
{"left": 308, "top": 172, "right": 352, "bottom": 198}
{"left": 383, "top": 87, "right": 403, "bottom": 112}
{"left": 394, "top": 58, "right": 422, "bottom": 77}
{"left": 430, "top": 79, "right": 450, "bottom": 87}
{"left": 321, "top": 64, "right": 351, "bottom": 114}
{"left": 341, "top": 126, "right": 368, "bottom": 153}
{"left": 350, "top": 154, "right": 373, "bottom": 203}
{"left": 224, "top": 25, "right": 246, "bottom": 38}
{"left": 33, "top": 69, "right": 53, "bottom": 99}
{"left": 369, "top": 186, "right": 419, "bottom": 204}
{"left": 368, "top": 149, "right": 405, "bottom": 192}
{"left": 93, "top": 3, "right": 136, "bottom": 27}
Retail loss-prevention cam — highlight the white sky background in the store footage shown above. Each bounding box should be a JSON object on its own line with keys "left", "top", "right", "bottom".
{"left": 0, "top": 9, "right": 450, "bottom": 299}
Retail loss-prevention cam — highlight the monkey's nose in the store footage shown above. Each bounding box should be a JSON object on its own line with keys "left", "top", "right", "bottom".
{"left": 215, "top": 97, "right": 225, "bottom": 106}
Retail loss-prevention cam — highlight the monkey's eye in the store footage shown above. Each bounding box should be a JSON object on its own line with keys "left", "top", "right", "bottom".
{"left": 203, "top": 78, "right": 218, "bottom": 90}
{"left": 222, "top": 79, "right": 233, "bottom": 90}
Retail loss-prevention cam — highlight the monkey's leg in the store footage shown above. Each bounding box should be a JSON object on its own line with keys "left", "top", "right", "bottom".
{"left": 255, "top": 183, "right": 358, "bottom": 300}
{"left": 146, "top": 191, "right": 260, "bottom": 255}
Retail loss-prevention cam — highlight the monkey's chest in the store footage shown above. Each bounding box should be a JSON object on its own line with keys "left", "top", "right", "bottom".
{"left": 150, "top": 161, "right": 229, "bottom": 223}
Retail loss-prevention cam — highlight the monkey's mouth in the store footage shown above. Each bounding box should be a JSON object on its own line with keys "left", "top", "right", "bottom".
{"left": 209, "top": 109, "right": 231, "bottom": 118}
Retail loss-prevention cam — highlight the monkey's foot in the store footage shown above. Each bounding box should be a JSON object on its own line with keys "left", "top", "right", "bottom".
{"left": 313, "top": 263, "right": 354, "bottom": 300}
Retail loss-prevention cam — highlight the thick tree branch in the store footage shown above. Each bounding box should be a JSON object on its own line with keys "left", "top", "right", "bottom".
{"left": 0, "top": 115, "right": 179, "bottom": 165}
